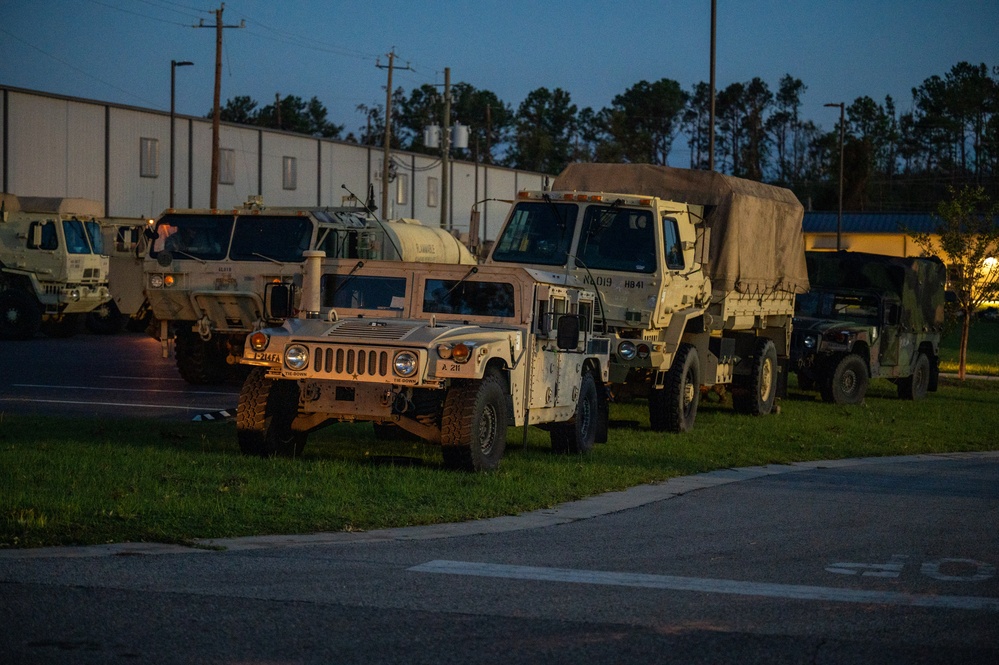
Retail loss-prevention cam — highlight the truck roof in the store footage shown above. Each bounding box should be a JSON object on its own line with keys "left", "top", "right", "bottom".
{"left": 0, "top": 193, "right": 105, "bottom": 218}
{"left": 551, "top": 163, "right": 809, "bottom": 295}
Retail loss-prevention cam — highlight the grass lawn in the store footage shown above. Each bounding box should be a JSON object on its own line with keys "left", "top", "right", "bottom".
{"left": 2, "top": 372, "right": 996, "bottom": 549}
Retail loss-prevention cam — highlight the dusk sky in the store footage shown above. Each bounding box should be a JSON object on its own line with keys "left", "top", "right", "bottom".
{"left": 3, "top": 0, "right": 998, "bottom": 165}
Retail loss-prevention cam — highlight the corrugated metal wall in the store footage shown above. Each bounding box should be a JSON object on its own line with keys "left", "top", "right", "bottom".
{"left": 1, "top": 85, "right": 548, "bottom": 242}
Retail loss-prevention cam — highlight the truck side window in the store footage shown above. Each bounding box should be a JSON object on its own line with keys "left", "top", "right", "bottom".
{"left": 663, "top": 217, "right": 685, "bottom": 271}
{"left": 27, "top": 221, "right": 58, "bottom": 250}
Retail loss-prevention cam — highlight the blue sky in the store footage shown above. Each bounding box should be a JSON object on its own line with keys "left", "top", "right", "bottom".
{"left": 2, "top": 0, "right": 998, "bottom": 165}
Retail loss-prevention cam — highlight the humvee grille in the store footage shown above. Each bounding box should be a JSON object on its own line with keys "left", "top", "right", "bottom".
{"left": 311, "top": 345, "right": 391, "bottom": 379}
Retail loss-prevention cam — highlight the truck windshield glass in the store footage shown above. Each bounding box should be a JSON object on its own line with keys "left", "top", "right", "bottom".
{"left": 84, "top": 220, "right": 104, "bottom": 254}
{"left": 63, "top": 219, "right": 94, "bottom": 254}
{"left": 321, "top": 274, "right": 406, "bottom": 310}
{"left": 229, "top": 216, "right": 313, "bottom": 262}
{"left": 491, "top": 201, "right": 577, "bottom": 266}
{"left": 576, "top": 206, "right": 656, "bottom": 273}
{"left": 149, "top": 214, "right": 232, "bottom": 260}
{"left": 423, "top": 279, "right": 515, "bottom": 317}
{"left": 796, "top": 291, "right": 881, "bottom": 325}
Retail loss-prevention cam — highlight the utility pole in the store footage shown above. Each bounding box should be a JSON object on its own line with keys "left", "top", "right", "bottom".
{"left": 708, "top": 0, "right": 717, "bottom": 171}
{"left": 196, "top": 3, "right": 244, "bottom": 208}
{"left": 440, "top": 67, "right": 451, "bottom": 230}
{"left": 376, "top": 50, "right": 411, "bottom": 218}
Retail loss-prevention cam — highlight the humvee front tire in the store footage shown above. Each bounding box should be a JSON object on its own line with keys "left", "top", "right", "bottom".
{"left": 0, "top": 290, "right": 42, "bottom": 340}
{"left": 897, "top": 352, "right": 930, "bottom": 400}
{"left": 236, "top": 367, "right": 307, "bottom": 457}
{"left": 550, "top": 370, "right": 598, "bottom": 454}
{"left": 824, "top": 353, "right": 868, "bottom": 405}
{"left": 649, "top": 343, "right": 701, "bottom": 433}
{"left": 733, "top": 338, "right": 778, "bottom": 416}
{"left": 441, "top": 371, "right": 508, "bottom": 471}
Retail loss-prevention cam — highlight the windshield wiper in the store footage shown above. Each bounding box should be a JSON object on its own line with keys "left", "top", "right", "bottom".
{"left": 252, "top": 251, "right": 284, "bottom": 265}
{"left": 444, "top": 266, "right": 479, "bottom": 298}
{"left": 328, "top": 260, "right": 365, "bottom": 301}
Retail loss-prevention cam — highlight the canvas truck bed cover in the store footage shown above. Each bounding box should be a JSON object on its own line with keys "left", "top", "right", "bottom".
{"left": 552, "top": 163, "right": 809, "bottom": 295}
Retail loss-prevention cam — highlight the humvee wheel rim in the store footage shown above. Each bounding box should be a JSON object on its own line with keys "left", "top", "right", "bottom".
{"left": 478, "top": 404, "right": 498, "bottom": 455}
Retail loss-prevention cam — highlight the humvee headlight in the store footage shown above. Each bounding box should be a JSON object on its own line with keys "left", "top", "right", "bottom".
{"left": 803, "top": 335, "right": 817, "bottom": 349}
{"left": 150, "top": 274, "right": 163, "bottom": 288}
{"left": 637, "top": 343, "right": 651, "bottom": 359}
{"left": 249, "top": 332, "right": 269, "bottom": 352}
{"left": 618, "top": 341, "right": 637, "bottom": 360}
{"left": 284, "top": 344, "right": 309, "bottom": 370}
{"left": 451, "top": 343, "right": 473, "bottom": 363}
{"left": 393, "top": 351, "right": 418, "bottom": 377}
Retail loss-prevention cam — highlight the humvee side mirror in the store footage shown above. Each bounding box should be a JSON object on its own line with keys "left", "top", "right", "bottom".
{"left": 266, "top": 282, "right": 297, "bottom": 320}
{"left": 556, "top": 314, "right": 581, "bottom": 350}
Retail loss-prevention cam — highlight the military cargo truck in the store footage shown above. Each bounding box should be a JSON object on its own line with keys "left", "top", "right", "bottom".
{"left": 237, "top": 253, "right": 610, "bottom": 471}
{"left": 143, "top": 196, "right": 475, "bottom": 384}
{"left": 86, "top": 217, "right": 155, "bottom": 334}
{"left": 485, "top": 163, "right": 810, "bottom": 432}
{"left": 791, "top": 251, "right": 946, "bottom": 404}
{"left": 0, "top": 193, "right": 111, "bottom": 339}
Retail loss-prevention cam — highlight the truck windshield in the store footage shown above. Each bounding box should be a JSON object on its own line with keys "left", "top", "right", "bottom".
{"left": 576, "top": 205, "right": 656, "bottom": 273}
{"left": 63, "top": 219, "right": 95, "bottom": 254}
{"left": 796, "top": 291, "right": 881, "bottom": 325}
{"left": 423, "top": 279, "right": 515, "bottom": 317}
{"left": 491, "top": 201, "right": 577, "bottom": 266}
{"left": 229, "top": 216, "right": 313, "bottom": 262}
{"left": 149, "top": 214, "right": 232, "bottom": 260}
{"left": 322, "top": 274, "right": 406, "bottom": 310}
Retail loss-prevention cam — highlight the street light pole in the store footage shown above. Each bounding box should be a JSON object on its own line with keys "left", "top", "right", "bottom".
{"left": 825, "top": 102, "right": 845, "bottom": 251}
{"left": 170, "top": 60, "right": 193, "bottom": 209}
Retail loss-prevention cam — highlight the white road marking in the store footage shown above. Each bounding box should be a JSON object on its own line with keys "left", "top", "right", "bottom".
{"left": 0, "top": 397, "right": 225, "bottom": 411}
{"left": 12, "top": 383, "right": 237, "bottom": 396}
{"left": 409, "top": 560, "right": 999, "bottom": 612}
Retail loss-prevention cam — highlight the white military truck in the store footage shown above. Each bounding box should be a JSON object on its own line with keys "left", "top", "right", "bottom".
{"left": 143, "top": 195, "right": 475, "bottom": 384}
{"left": 237, "top": 253, "right": 610, "bottom": 471}
{"left": 485, "top": 163, "right": 810, "bottom": 432}
{"left": 86, "top": 217, "right": 155, "bottom": 334}
{"left": 0, "top": 193, "right": 111, "bottom": 339}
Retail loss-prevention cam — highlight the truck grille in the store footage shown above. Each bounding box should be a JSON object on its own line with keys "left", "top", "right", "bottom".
{"left": 311, "top": 345, "right": 391, "bottom": 378}
{"left": 325, "top": 320, "right": 423, "bottom": 341}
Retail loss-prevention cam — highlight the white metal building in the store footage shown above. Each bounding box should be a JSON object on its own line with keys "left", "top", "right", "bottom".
{"left": 0, "top": 85, "right": 546, "bottom": 243}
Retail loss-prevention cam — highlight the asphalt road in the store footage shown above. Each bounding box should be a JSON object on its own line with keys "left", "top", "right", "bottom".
{"left": 1, "top": 334, "right": 997, "bottom": 663}
{"left": 0, "top": 331, "right": 240, "bottom": 420}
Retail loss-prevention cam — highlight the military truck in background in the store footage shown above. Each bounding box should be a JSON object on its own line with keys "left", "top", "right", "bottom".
{"left": 237, "top": 252, "right": 609, "bottom": 471}
{"left": 143, "top": 195, "right": 475, "bottom": 384}
{"left": 791, "top": 251, "right": 947, "bottom": 404}
{"left": 484, "top": 163, "right": 810, "bottom": 432}
{"left": 0, "top": 193, "right": 111, "bottom": 340}
{"left": 86, "top": 217, "right": 155, "bottom": 334}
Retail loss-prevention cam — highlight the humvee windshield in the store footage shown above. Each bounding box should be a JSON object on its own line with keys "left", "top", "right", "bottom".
{"left": 491, "top": 201, "right": 577, "bottom": 266}
{"left": 796, "top": 290, "right": 881, "bottom": 325}
{"left": 322, "top": 274, "right": 406, "bottom": 310}
{"left": 423, "top": 279, "right": 515, "bottom": 317}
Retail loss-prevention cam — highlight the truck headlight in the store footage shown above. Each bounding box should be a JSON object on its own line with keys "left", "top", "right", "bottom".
{"left": 393, "top": 350, "right": 418, "bottom": 377}
{"left": 150, "top": 274, "right": 163, "bottom": 288}
{"left": 618, "top": 341, "right": 637, "bottom": 360}
{"left": 285, "top": 344, "right": 309, "bottom": 370}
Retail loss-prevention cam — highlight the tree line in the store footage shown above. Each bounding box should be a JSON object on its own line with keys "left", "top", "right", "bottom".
{"left": 215, "top": 61, "right": 998, "bottom": 213}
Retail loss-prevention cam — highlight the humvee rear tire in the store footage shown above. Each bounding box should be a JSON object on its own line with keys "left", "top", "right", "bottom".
{"left": 897, "top": 352, "right": 930, "bottom": 401}
{"left": 175, "top": 328, "right": 229, "bottom": 385}
{"left": 733, "top": 338, "right": 778, "bottom": 416}
{"left": 550, "top": 370, "right": 598, "bottom": 454}
{"left": 441, "top": 371, "right": 508, "bottom": 471}
{"left": 0, "top": 290, "right": 42, "bottom": 340}
{"left": 86, "top": 300, "right": 126, "bottom": 334}
{"left": 236, "top": 367, "right": 307, "bottom": 457}
{"left": 649, "top": 343, "right": 701, "bottom": 433}
{"left": 825, "top": 354, "right": 868, "bottom": 405}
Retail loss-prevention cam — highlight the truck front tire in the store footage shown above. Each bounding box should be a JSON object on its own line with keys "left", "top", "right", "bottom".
{"left": 441, "top": 371, "right": 508, "bottom": 472}
{"left": 649, "top": 343, "right": 701, "bottom": 433}
{"left": 550, "top": 370, "right": 598, "bottom": 454}
{"left": 175, "top": 328, "right": 230, "bottom": 385}
{"left": 236, "top": 368, "right": 307, "bottom": 457}
{"left": 824, "top": 354, "right": 868, "bottom": 405}
{"left": 0, "top": 290, "right": 42, "bottom": 340}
